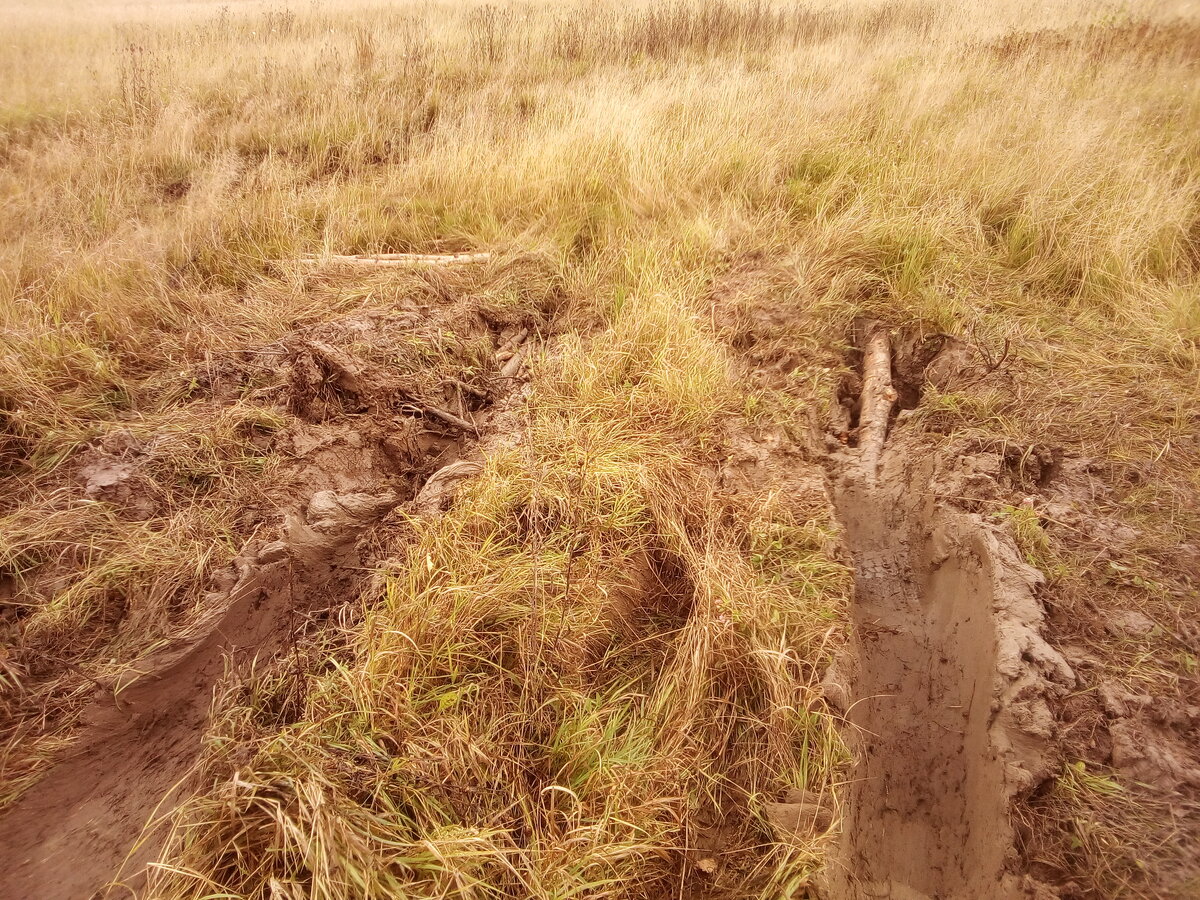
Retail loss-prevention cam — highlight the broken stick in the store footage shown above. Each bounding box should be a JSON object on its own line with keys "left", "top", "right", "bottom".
{"left": 418, "top": 402, "right": 480, "bottom": 436}
{"left": 298, "top": 252, "right": 491, "bottom": 269}
{"left": 496, "top": 328, "right": 529, "bottom": 356}
{"left": 858, "top": 323, "right": 896, "bottom": 480}
{"left": 447, "top": 377, "right": 489, "bottom": 401}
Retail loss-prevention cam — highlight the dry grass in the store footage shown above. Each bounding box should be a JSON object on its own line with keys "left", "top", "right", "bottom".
{"left": 1, "top": 0, "right": 1198, "bottom": 896}
{"left": 145, "top": 297, "right": 851, "bottom": 897}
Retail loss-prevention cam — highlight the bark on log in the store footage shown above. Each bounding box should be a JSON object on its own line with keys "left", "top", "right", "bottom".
{"left": 859, "top": 324, "right": 896, "bottom": 480}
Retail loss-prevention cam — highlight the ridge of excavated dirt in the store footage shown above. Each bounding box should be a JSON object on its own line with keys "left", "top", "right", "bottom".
{"left": 0, "top": 486, "right": 396, "bottom": 899}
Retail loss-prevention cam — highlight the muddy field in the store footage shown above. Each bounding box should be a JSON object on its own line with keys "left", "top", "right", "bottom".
{"left": 4, "top": 278, "right": 1196, "bottom": 899}
{"left": 2, "top": 1, "right": 1199, "bottom": 898}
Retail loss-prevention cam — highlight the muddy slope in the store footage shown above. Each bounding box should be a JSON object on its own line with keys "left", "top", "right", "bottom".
{"left": 0, "top": 456, "right": 438, "bottom": 900}
{"left": 0, "top": 515, "right": 373, "bottom": 900}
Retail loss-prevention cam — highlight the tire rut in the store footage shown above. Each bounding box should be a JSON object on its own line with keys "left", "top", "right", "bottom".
{"left": 824, "top": 328, "right": 1074, "bottom": 899}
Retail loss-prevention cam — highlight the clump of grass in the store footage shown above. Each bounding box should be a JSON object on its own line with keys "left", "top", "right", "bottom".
{"left": 147, "top": 279, "right": 850, "bottom": 899}
{"left": 995, "top": 503, "right": 1056, "bottom": 573}
{"left": 1018, "top": 761, "right": 1190, "bottom": 899}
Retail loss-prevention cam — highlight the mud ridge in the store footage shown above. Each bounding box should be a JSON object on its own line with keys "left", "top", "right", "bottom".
{"left": 824, "top": 328, "right": 1074, "bottom": 899}
{"left": 0, "top": 489, "right": 397, "bottom": 899}
{"left": 0, "top": 314, "right": 538, "bottom": 900}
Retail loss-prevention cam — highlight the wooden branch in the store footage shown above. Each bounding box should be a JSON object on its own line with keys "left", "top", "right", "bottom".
{"left": 447, "top": 377, "right": 489, "bottom": 401}
{"left": 414, "top": 402, "right": 480, "bottom": 436}
{"left": 298, "top": 252, "right": 491, "bottom": 269}
{"left": 858, "top": 324, "right": 896, "bottom": 480}
{"left": 496, "top": 328, "right": 529, "bottom": 356}
{"left": 499, "top": 335, "right": 531, "bottom": 378}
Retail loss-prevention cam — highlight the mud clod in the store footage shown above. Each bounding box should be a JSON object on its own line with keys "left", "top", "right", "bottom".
{"left": 412, "top": 459, "right": 483, "bottom": 515}
{"left": 1106, "top": 609, "right": 1156, "bottom": 639}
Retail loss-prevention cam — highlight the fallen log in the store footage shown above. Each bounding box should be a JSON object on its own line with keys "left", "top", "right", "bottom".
{"left": 859, "top": 323, "right": 897, "bottom": 480}
{"left": 298, "top": 252, "right": 491, "bottom": 268}
{"left": 498, "top": 332, "right": 531, "bottom": 379}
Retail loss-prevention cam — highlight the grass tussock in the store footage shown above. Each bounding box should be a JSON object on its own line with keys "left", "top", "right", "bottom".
{"left": 147, "top": 288, "right": 850, "bottom": 899}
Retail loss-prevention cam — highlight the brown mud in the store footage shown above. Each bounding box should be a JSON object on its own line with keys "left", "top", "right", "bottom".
{"left": 5, "top": 260, "right": 1196, "bottom": 898}
{"left": 708, "top": 264, "right": 1198, "bottom": 894}
{"left": 0, "top": 293, "right": 539, "bottom": 900}
{"left": 825, "top": 437, "right": 1075, "bottom": 899}
{"left": 821, "top": 327, "right": 1076, "bottom": 899}
{"left": 0, "top": 493, "right": 389, "bottom": 900}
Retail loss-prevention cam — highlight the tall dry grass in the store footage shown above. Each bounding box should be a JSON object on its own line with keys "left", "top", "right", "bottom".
{"left": 144, "top": 289, "right": 852, "bottom": 897}
{"left": 1, "top": 0, "right": 1198, "bottom": 896}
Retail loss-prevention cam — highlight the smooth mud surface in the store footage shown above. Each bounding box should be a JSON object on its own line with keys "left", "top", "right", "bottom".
{"left": 827, "top": 444, "right": 1076, "bottom": 900}
{"left": 833, "top": 471, "right": 1010, "bottom": 898}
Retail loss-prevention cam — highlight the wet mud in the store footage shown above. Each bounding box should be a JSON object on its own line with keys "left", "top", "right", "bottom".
{"left": 824, "top": 328, "right": 1074, "bottom": 899}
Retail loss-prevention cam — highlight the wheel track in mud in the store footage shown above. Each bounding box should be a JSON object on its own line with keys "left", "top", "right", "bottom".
{"left": 0, "top": 488, "right": 412, "bottom": 900}
{"left": 822, "top": 328, "right": 1075, "bottom": 900}
{"left": 0, "top": 306, "right": 1083, "bottom": 899}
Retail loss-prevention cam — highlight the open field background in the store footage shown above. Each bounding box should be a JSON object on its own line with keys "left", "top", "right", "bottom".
{"left": 1, "top": 0, "right": 1198, "bottom": 897}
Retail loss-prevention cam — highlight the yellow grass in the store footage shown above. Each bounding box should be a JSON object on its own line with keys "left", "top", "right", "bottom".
{"left": 1, "top": 0, "right": 1198, "bottom": 896}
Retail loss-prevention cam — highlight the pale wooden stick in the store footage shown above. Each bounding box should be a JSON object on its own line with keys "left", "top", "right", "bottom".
{"left": 416, "top": 402, "right": 480, "bottom": 436}
{"left": 447, "top": 377, "right": 488, "bottom": 401}
{"left": 299, "top": 252, "right": 490, "bottom": 268}
{"left": 499, "top": 333, "right": 531, "bottom": 378}
{"left": 859, "top": 324, "right": 896, "bottom": 480}
{"left": 495, "top": 328, "right": 529, "bottom": 357}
